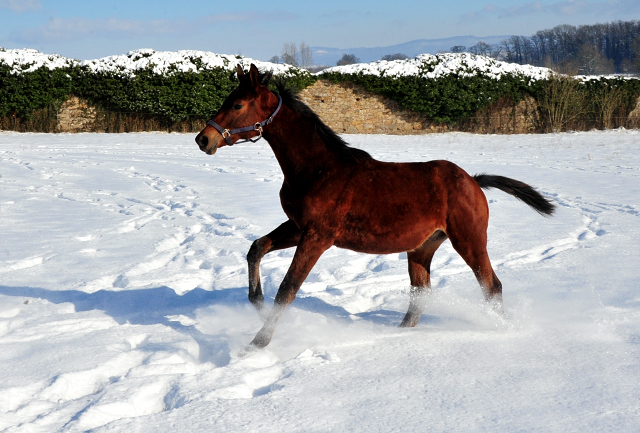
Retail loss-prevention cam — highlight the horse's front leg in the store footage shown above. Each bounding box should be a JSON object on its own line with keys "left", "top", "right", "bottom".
{"left": 250, "top": 225, "right": 334, "bottom": 348}
{"left": 248, "top": 220, "right": 301, "bottom": 316}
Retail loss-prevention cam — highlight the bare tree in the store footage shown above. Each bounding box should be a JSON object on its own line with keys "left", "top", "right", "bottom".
{"left": 493, "top": 20, "right": 640, "bottom": 72}
{"left": 595, "top": 86, "right": 625, "bottom": 128}
{"left": 450, "top": 45, "right": 466, "bottom": 53}
{"left": 469, "top": 41, "right": 494, "bottom": 57}
{"left": 575, "top": 43, "right": 614, "bottom": 75}
{"left": 538, "top": 76, "right": 586, "bottom": 132}
{"left": 269, "top": 55, "right": 280, "bottom": 64}
{"left": 281, "top": 42, "right": 298, "bottom": 66}
{"left": 633, "top": 35, "right": 640, "bottom": 73}
{"left": 299, "top": 42, "right": 313, "bottom": 69}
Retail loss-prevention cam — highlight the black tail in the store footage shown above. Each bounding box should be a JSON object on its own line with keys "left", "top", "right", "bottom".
{"left": 473, "top": 174, "right": 556, "bottom": 216}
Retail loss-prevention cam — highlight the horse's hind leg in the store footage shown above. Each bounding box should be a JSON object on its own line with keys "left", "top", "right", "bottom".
{"left": 447, "top": 226, "right": 503, "bottom": 308}
{"left": 466, "top": 251, "right": 502, "bottom": 304}
{"left": 247, "top": 219, "right": 300, "bottom": 314}
{"left": 400, "top": 230, "right": 447, "bottom": 327}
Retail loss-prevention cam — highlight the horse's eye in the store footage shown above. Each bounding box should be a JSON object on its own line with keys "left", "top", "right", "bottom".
{"left": 233, "top": 104, "right": 243, "bottom": 110}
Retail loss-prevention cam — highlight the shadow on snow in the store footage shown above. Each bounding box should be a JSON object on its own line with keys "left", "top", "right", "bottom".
{"left": 0, "top": 285, "right": 442, "bottom": 365}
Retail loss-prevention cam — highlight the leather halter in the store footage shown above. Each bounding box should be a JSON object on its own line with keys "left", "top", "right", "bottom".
{"left": 206, "top": 95, "right": 282, "bottom": 146}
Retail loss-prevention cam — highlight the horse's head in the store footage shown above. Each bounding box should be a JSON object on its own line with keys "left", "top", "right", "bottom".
{"left": 195, "top": 64, "right": 279, "bottom": 155}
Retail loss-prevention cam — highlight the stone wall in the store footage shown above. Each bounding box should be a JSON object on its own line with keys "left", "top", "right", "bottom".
{"left": 628, "top": 96, "right": 640, "bottom": 128}
{"left": 53, "top": 84, "right": 538, "bottom": 134}
{"left": 53, "top": 86, "right": 537, "bottom": 135}
{"left": 57, "top": 96, "right": 97, "bottom": 132}
{"left": 298, "top": 79, "right": 539, "bottom": 135}
{"left": 49, "top": 83, "right": 640, "bottom": 134}
{"left": 52, "top": 85, "right": 540, "bottom": 134}
{"left": 298, "top": 80, "right": 448, "bottom": 134}
{"left": 459, "top": 95, "right": 539, "bottom": 134}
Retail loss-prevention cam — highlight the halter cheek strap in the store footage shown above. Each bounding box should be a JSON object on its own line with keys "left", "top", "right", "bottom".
{"left": 207, "top": 96, "right": 282, "bottom": 146}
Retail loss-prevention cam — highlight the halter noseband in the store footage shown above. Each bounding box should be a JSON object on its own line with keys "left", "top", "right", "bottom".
{"left": 206, "top": 95, "right": 282, "bottom": 146}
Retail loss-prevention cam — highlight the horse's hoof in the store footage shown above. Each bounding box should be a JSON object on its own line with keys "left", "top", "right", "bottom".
{"left": 399, "top": 317, "right": 419, "bottom": 328}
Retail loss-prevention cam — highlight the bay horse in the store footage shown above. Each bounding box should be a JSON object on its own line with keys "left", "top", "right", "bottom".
{"left": 195, "top": 64, "right": 555, "bottom": 348}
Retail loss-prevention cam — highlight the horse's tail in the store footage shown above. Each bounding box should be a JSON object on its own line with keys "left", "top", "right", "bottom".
{"left": 473, "top": 174, "right": 556, "bottom": 216}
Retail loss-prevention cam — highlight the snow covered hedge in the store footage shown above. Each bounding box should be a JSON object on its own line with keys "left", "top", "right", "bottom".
{"left": 0, "top": 48, "right": 315, "bottom": 121}
{"left": 319, "top": 53, "right": 640, "bottom": 125}
{"left": 318, "top": 54, "right": 550, "bottom": 123}
{"left": 1, "top": 48, "right": 639, "bottom": 131}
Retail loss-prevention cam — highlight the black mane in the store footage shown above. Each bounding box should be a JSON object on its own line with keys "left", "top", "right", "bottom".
{"left": 272, "top": 80, "right": 372, "bottom": 162}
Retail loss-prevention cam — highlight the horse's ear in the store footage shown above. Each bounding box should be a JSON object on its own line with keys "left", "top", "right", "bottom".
{"left": 249, "top": 64, "right": 260, "bottom": 88}
{"left": 236, "top": 64, "right": 244, "bottom": 79}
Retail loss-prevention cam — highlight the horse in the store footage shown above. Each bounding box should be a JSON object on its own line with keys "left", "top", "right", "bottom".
{"left": 195, "top": 64, "right": 555, "bottom": 348}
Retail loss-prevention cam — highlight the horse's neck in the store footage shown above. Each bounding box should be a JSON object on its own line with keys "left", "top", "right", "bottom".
{"left": 264, "top": 107, "right": 336, "bottom": 181}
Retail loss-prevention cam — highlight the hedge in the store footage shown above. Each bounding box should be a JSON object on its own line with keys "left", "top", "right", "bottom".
{"left": 1, "top": 49, "right": 639, "bottom": 132}
{"left": 0, "top": 55, "right": 316, "bottom": 123}
{"left": 319, "top": 72, "right": 640, "bottom": 126}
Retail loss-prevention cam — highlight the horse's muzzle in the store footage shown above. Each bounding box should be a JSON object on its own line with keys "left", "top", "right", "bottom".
{"left": 195, "top": 133, "right": 218, "bottom": 155}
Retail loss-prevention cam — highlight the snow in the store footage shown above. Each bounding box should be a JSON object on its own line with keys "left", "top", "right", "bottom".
{"left": 0, "top": 48, "right": 76, "bottom": 74}
{"left": 0, "top": 48, "right": 300, "bottom": 77}
{"left": 321, "top": 52, "right": 553, "bottom": 81}
{"left": 80, "top": 49, "right": 300, "bottom": 78}
{"left": 0, "top": 48, "right": 550, "bottom": 80}
{"left": 1, "top": 130, "right": 639, "bottom": 432}
{"left": 5, "top": 47, "right": 640, "bottom": 85}
{"left": 575, "top": 74, "right": 640, "bottom": 81}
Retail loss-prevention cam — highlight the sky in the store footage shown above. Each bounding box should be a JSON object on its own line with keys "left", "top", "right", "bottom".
{"left": 1, "top": 0, "right": 640, "bottom": 62}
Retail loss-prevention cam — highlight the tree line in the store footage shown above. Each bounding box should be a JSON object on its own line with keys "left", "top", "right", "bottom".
{"left": 452, "top": 20, "right": 640, "bottom": 75}
{"left": 275, "top": 21, "right": 640, "bottom": 74}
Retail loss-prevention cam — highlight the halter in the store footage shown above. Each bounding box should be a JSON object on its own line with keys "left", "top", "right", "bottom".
{"left": 206, "top": 96, "right": 282, "bottom": 146}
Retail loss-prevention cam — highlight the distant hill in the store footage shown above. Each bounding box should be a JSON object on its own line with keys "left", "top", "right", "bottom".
{"left": 311, "top": 35, "right": 510, "bottom": 66}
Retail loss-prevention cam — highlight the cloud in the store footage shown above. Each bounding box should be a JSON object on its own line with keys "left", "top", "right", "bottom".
{"left": 0, "top": 0, "right": 41, "bottom": 12}
{"left": 9, "top": 12, "right": 298, "bottom": 44}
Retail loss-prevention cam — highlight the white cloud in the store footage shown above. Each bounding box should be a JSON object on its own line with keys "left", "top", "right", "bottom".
{"left": 0, "top": 0, "right": 41, "bottom": 12}
{"left": 9, "top": 12, "right": 298, "bottom": 44}
{"left": 11, "top": 17, "right": 177, "bottom": 43}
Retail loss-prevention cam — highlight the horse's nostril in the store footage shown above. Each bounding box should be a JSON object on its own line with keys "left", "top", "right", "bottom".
{"left": 198, "top": 135, "right": 208, "bottom": 149}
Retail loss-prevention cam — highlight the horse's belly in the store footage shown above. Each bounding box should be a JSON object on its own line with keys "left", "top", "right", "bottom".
{"left": 334, "top": 219, "right": 438, "bottom": 254}
{"left": 334, "top": 239, "right": 424, "bottom": 255}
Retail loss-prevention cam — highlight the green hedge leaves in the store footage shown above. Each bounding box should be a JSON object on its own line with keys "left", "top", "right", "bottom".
{"left": 0, "top": 63, "right": 316, "bottom": 122}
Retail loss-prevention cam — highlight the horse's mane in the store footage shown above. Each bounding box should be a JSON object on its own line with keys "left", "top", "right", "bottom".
{"left": 270, "top": 79, "right": 372, "bottom": 162}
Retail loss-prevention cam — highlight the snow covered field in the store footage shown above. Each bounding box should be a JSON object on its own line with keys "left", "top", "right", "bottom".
{"left": 1, "top": 130, "right": 639, "bottom": 432}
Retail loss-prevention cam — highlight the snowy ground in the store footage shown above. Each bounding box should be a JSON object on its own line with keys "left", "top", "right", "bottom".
{"left": 1, "top": 130, "right": 639, "bottom": 432}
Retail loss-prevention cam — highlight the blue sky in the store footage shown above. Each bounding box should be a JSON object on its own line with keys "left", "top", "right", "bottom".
{"left": 1, "top": 0, "right": 639, "bottom": 61}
